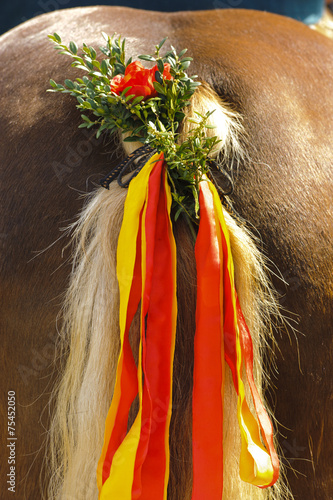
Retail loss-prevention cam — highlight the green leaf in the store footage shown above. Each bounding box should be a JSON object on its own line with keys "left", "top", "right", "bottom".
{"left": 114, "top": 63, "right": 125, "bottom": 75}
{"left": 180, "top": 60, "right": 191, "bottom": 70}
{"left": 87, "top": 98, "right": 97, "bottom": 109}
{"left": 69, "top": 41, "right": 78, "bottom": 54}
{"left": 138, "top": 54, "right": 156, "bottom": 62}
{"left": 155, "top": 71, "right": 163, "bottom": 84}
{"left": 101, "top": 59, "right": 109, "bottom": 75}
{"left": 149, "top": 100, "right": 158, "bottom": 114}
{"left": 157, "top": 59, "right": 164, "bottom": 73}
{"left": 96, "top": 128, "right": 103, "bottom": 139}
{"left": 193, "top": 187, "right": 200, "bottom": 218}
{"left": 171, "top": 82, "right": 178, "bottom": 96}
{"left": 132, "top": 124, "right": 146, "bottom": 134}
{"left": 157, "top": 119, "right": 166, "bottom": 132}
{"left": 153, "top": 82, "right": 165, "bottom": 95}
{"left": 90, "top": 70, "right": 104, "bottom": 78}
{"left": 166, "top": 56, "right": 176, "bottom": 69}
{"left": 100, "top": 47, "right": 110, "bottom": 57}
{"left": 64, "top": 79, "right": 75, "bottom": 89}
{"left": 174, "top": 206, "right": 183, "bottom": 221}
{"left": 73, "top": 64, "right": 89, "bottom": 72}
{"left": 123, "top": 135, "right": 142, "bottom": 142}
{"left": 164, "top": 51, "right": 176, "bottom": 59}
{"left": 53, "top": 33, "right": 61, "bottom": 43}
{"left": 175, "top": 112, "right": 185, "bottom": 122}
{"left": 158, "top": 37, "right": 167, "bottom": 50}
{"left": 120, "top": 86, "right": 132, "bottom": 97}
{"left": 131, "top": 95, "right": 144, "bottom": 106}
{"left": 86, "top": 88, "right": 95, "bottom": 98}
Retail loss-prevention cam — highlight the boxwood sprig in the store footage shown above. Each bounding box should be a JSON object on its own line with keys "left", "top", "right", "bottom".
{"left": 48, "top": 33, "right": 220, "bottom": 225}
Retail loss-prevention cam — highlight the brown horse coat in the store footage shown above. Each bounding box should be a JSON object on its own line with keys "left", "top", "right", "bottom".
{"left": 0, "top": 7, "right": 332, "bottom": 499}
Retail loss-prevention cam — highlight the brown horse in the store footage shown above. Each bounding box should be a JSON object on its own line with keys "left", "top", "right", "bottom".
{"left": 0, "top": 7, "right": 332, "bottom": 499}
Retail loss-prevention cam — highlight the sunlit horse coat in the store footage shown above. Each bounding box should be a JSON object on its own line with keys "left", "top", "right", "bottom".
{"left": 0, "top": 7, "right": 332, "bottom": 499}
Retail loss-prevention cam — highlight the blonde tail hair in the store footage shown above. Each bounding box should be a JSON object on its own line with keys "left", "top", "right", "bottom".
{"left": 47, "top": 83, "right": 291, "bottom": 499}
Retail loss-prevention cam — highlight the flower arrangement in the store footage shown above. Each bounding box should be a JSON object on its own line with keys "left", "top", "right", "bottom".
{"left": 48, "top": 33, "right": 220, "bottom": 226}
{"left": 48, "top": 33, "right": 279, "bottom": 500}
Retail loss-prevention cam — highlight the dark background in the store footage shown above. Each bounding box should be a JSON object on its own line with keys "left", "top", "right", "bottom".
{"left": 0, "top": 0, "right": 329, "bottom": 36}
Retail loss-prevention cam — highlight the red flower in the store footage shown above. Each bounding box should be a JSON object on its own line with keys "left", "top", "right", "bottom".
{"left": 110, "top": 61, "right": 172, "bottom": 101}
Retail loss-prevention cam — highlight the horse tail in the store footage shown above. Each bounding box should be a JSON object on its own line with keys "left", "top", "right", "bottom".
{"left": 47, "top": 83, "right": 291, "bottom": 499}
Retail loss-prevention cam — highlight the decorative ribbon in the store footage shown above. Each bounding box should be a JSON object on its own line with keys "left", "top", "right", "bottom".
{"left": 193, "top": 180, "right": 279, "bottom": 495}
{"left": 97, "top": 152, "right": 177, "bottom": 499}
{"left": 97, "top": 155, "right": 279, "bottom": 499}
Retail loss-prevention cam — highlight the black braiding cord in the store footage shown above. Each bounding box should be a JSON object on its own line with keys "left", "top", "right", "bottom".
{"left": 206, "top": 159, "right": 242, "bottom": 221}
{"left": 100, "top": 148, "right": 241, "bottom": 222}
{"left": 100, "top": 145, "right": 157, "bottom": 189}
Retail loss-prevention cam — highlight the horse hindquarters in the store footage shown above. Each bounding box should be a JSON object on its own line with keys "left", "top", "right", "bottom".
{"left": 1, "top": 7, "right": 332, "bottom": 499}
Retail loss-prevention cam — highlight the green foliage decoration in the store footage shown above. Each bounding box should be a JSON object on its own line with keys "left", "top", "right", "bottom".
{"left": 48, "top": 33, "right": 220, "bottom": 226}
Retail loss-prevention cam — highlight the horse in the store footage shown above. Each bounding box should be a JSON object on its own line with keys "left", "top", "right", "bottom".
{"left": 0, "top": 6, "right": 332, "bottom": 499}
